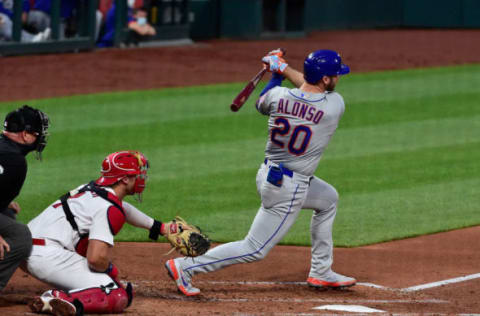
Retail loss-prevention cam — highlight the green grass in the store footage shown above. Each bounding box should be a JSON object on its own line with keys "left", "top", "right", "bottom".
{"left": 2, "top": 64, "right": 479, "bottom": 247}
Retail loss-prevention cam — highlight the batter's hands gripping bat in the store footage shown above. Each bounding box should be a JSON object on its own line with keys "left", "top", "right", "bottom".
{"left": 230, "top": 48, "right": 286, "bottom": 112}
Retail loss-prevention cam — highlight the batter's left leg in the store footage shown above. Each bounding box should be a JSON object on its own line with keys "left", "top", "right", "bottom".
{"left": 302, "top": 176, "right": 356, "bottom": 288}
{"left": 302, "top": 176, "right": 338, "bottom": 277}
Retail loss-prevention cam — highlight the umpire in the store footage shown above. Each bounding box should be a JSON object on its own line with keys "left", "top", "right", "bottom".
{"left": 0, "top": 105, "right": 49, "bottom": 291}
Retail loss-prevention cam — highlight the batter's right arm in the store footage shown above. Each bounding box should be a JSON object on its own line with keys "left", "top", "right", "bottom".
{"left": 282, "top": 66, "right": 305, "bottom": 88}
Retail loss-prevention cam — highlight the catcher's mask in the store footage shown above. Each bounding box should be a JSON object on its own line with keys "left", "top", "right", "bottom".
{"left": 95, "top": 151, "right": 149, "bottom": 201}
{"left": 4, "top": 105, "right": 50, "bottom": 160}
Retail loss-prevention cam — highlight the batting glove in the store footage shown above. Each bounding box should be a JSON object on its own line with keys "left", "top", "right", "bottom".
{"left": 267, "top": 48, "right": 285, "bottom": 58}
{"left": 262, "top": 55, "right": 288, "bottom": 74}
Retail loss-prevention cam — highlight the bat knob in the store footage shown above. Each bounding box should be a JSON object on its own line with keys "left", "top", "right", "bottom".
{"left": 230, "top": 104, "right": 239, "bottom": 112}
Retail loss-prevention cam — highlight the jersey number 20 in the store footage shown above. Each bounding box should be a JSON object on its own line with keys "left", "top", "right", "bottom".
{"left": 271, "top": 117, "right": 312, "bottom": 155}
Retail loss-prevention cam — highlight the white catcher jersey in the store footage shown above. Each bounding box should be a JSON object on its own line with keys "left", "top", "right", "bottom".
{"left": 257, "top": 87, "right": 345, "bottom": 176}
{"left": 28, "top": 184, "right": 121, "bottom": 252}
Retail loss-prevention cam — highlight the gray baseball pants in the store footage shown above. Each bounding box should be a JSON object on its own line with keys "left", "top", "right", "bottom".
{"left": 179, "top": 161, "right": 339, "bottom": 279}
{"left": 0, "top": 212, "right": 32, "bottom": 291}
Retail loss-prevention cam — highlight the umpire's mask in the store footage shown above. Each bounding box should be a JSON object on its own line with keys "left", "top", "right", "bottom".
{"left": 4, "top": 105, "right": 50, "bottom": 160}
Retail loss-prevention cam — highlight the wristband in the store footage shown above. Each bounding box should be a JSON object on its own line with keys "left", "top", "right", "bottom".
{"left": 149, "top": 219, "right": 162, "bottom": 240}
{"left": 105, "top": 262, "right": 113, "bottom": 274}
{"left": 104, "top": 262, "right": 118, "bottom": 279}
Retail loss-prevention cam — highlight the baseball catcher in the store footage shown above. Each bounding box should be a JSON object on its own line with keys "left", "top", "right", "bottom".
{"left": 25, "top": 151, "right": 210, "bottom": 316}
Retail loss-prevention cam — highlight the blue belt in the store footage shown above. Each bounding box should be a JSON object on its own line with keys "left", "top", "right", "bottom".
{"left": 264, "top": 159, "right": 293, "bottom": 178}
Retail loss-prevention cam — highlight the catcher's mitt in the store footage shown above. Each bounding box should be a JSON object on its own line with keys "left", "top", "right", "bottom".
{"left": 164, "top": 216, "right": 210, "bottom": 257}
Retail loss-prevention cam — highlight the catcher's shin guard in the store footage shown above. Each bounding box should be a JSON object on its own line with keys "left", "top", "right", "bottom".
{"left": 47, "top": 282, "right": 132, "bottom": 314}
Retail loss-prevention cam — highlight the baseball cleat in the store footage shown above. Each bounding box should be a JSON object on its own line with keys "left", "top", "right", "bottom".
{"left": 307, "top": 271, "right": 356, "bottom": 289}
{"left": 29, "top": 296, "right": 47, "bottom": 313}
{"left": 29, "top": 296, "right": 80, "bottom": 316}
{"left": 165, "top": 259, "right": 200, "bottom": 296}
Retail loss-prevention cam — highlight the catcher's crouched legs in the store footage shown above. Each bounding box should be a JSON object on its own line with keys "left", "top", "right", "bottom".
{"left": 27, "top": 246, "right": 133, "bottom": 314}
{"left": 30, "top": 283, "right": 132, "bottom": 315}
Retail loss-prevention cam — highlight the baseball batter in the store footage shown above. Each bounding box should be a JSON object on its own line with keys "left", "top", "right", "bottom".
{"left": 165, "top": 49, "right": 356, "bottom": 296}
{"left": 26, "top": 151, "right": 173, "bottom": 316}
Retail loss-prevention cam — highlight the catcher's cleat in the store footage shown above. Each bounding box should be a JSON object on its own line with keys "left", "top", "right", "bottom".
{"left": 307, "top": 271, "right": 356, "bottom": 289}
{"left": 29, "top": 296, "right": 82, "bottom": 316}
{"left": 165, "top": 259, "right": 200, "bottom": 296}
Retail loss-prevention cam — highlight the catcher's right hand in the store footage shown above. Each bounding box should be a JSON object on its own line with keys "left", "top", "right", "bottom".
{"left": 163, "top": 216, "right": 210, "bottom": 257}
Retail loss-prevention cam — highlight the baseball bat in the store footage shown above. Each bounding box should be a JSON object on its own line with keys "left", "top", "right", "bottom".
{"left": 230, "top": 48, "right": 286, "bottom": 112}
{"left": 230, "top": 67, "right": 267, "bottom": 112}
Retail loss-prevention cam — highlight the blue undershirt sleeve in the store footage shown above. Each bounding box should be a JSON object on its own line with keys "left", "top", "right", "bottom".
{"left": 259, "top": 72, "right": 285, "bottom": 97}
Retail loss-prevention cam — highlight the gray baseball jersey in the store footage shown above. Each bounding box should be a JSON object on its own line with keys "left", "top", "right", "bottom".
{"left": 257, "top": 87, "right": 345, "bottom": 176}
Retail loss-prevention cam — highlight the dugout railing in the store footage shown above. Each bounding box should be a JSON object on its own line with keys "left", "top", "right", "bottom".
{"left": 0, "top": 0, "right": 98, "bottom": 56}
{"left": 0, "top": 0, "right": 191, "bottom": 56}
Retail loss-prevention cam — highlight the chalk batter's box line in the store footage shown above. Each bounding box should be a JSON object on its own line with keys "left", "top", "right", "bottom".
{"left": 132, "top": 272, "right": 480, "bottom": 293}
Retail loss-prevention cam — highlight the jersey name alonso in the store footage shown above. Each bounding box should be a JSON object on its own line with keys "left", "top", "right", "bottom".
{"left": 28, "top": 184, "right": 125, "bottom": 252}
{"left": 257, "top": 86, "right": 345, "bottom": 176}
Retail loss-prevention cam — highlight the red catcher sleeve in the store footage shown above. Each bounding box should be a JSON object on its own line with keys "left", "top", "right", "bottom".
{"left": 75, "top": 236, "right": 89, "bottom": 257}
{"left": 107, "top": 206, "right": 126, "bottom": 236}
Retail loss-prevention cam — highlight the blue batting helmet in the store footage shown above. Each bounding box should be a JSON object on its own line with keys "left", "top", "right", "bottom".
{"left": 303, "top": 50, "right": 350, "bottom": 84}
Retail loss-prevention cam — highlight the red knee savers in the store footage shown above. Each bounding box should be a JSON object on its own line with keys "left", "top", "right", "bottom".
{"left": 52, "top": 283, "right": 132, "bottom": 314}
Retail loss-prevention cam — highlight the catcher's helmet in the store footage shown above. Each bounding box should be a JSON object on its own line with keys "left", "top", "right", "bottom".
{"left": 303, "top": 50, "right": 350, "bottom": 84}
{"left": 96, "top": 151, "right": 149, "bottom": 195}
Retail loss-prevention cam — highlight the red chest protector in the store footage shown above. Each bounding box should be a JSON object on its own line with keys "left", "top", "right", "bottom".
{"left": 59, "top": 181, "right": 126, "bottom": 257}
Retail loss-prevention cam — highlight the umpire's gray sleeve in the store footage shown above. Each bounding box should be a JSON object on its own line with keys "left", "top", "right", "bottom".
{"left": 0, "top": 213, "right": 32, "bottom": 291}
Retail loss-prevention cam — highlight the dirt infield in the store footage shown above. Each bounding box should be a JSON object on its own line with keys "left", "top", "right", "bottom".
{"left": 0, "top": 29, "right": 480, "bottom": 315}
{"left": 2, "top": 227, "right": 480, "bottom": 315}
